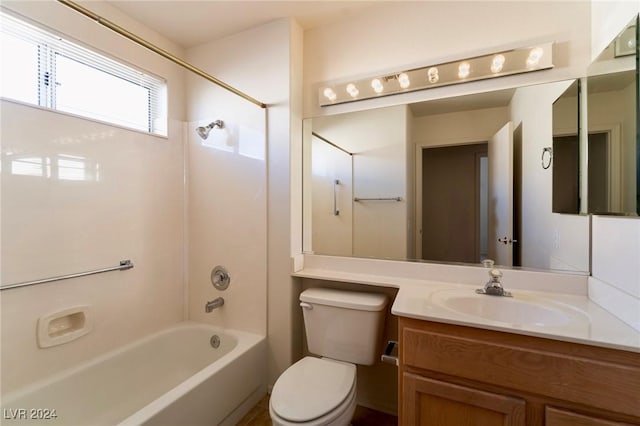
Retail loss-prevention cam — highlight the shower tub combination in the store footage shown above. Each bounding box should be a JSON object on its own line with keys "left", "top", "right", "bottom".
{"left": 1, "top": 323, "right": 266, "bottom": 425}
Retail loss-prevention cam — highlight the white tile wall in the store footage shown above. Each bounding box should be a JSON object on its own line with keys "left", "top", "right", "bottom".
{"left": 589, "top": 277, "right": 640, "bottom": 332}
{"left": 1, "top": 102, "right": 185, "bottom": 393}
{"left": 185, "top": 24, "right": 272, "bottom": 336}
{"left": 590, "top": 215, "right": 640, "bottom": 331}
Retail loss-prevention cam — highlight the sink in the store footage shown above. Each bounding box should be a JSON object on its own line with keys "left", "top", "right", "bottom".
{"left": 428, "top": 289, "right": 589, "bottom": 327}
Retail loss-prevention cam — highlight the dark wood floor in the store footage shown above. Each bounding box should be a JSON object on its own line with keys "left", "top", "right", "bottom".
{"left": 237, "top": 394, "right": 397, "bottom": 426}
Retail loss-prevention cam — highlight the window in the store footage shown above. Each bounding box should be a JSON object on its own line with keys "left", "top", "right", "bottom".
{"left": 0, "top": 10, "right": 167, "bottom": 136}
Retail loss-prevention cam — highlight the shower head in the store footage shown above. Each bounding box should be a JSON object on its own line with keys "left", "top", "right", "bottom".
{"left": 196, "top": 120, "right": 224, "bottom": 140}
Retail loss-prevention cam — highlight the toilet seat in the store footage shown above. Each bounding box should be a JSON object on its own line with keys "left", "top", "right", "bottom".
{"left": 270, "top": 357, "right": 356, "bottom": 424}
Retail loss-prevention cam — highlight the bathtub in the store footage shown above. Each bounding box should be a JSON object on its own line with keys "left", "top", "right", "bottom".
{"left": 1, "top": 322, "right": 266, "bottom": 425}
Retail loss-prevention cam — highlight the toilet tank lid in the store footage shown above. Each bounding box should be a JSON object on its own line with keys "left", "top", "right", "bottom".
{"left": 300, "top": 288, "right": 388, "bottom": 311}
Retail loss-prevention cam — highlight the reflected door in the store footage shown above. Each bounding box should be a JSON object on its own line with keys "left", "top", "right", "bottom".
{"left": 422, "top": 143, "right": 488, "bottom": 263}
{"left": 488, "top": 121, "right": 514, "bottom": 266}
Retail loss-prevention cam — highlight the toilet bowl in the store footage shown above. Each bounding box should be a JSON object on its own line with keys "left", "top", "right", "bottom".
{"left": 269, "top": 357, "right": 357, "bottom": 426}
{"left": 269, "top": 288, "right": 388, "bottom": 426}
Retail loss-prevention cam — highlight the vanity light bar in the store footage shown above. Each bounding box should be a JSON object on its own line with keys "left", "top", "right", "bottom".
{"left": 319, "top": 42, "right": 554, "bottom": 106}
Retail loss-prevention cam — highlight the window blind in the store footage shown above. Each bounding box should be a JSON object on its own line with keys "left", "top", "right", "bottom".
{"left": 0, "top": 10, "right": 167, "bottom": 136}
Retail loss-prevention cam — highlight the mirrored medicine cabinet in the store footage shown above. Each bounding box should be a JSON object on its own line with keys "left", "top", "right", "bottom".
{"left": 302, "top": 14, "right": 639, "bottom": 276}
{"left": 553, "top": 15, "right": 639, "bottom": 216}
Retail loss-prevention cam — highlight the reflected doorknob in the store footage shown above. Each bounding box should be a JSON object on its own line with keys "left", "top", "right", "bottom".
{"left": 498, "top": 237, "right": 518, "bottom": 245}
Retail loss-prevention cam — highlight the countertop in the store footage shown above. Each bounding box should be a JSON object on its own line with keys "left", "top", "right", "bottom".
{"left": 293, "top": 255, "right": 640, "bottom": 353}
{"left": 392, "top": 280, "right": 640, "bottom": 353}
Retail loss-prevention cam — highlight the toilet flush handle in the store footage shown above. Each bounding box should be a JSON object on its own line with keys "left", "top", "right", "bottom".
{"left": 300, "top": 302, "right": 313, "bottom": 310}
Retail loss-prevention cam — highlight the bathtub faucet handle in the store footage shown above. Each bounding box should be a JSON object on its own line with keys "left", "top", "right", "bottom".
{"left": 211, "top": 266, "right": 231, "bottom": 291}
{"left": 205, "top": 297, "right": 225, "bottom": 313}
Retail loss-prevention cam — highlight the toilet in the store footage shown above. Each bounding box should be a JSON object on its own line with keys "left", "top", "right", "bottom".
{"left": 269, "top": 288, "right": 388, "bottom": 426}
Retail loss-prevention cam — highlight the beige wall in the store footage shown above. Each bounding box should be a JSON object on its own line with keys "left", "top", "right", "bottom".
{"left": 304, "top": 1, "right": 591, "bottom": 118}
{"left": 1, "top": 0, "right": 186, "bottom": 394}
{"left": 413, "top": 107, "right": 509, "bottom": 147}
{"left": 591, "top": 1, "right": 639, "bottom": 60}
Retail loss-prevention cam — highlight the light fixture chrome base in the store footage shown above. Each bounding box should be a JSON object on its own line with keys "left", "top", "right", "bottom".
{"left": 319, "top": 42, "right": 554, "bottom": 106}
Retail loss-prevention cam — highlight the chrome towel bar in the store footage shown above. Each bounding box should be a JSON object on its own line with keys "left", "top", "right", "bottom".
{"left": 354, "top": 197, "right": 403, "bottom": 202}
{"left": 1, "top": 260, "right": 134, "bottom": 291}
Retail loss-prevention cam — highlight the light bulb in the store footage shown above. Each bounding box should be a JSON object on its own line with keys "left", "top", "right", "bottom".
{"left": 458, "top": 62, "right": 471, "bottom": 79}
{"left": 491, "top": 54, "right": 505, "bottom": 73}
{"left": 427, "top": 67, "right": 439, "bottom": 84}
{"left": 371, "top": 78, "right": 384, "bottom": 94}
{"left": 526, "top": 47, "right": 544, "bottom": 67}
{"left": 398, "top": 73, "right": 410, "bottom": 89}
{"left": 346, "top": 83, "right": 359, "bottom": 98}
{"left": 323, "top": 87, "right": 337, "bottom": 102}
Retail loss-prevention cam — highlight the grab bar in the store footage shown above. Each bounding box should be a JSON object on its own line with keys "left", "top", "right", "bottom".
{"left": 1, "top": 260, "right": 134, "bottom": 291}
{"left": 354, "top": 197, "right": 403, "bottom": 202}
{"left": 333, "top": 179, "right": 341, "bottom": 216}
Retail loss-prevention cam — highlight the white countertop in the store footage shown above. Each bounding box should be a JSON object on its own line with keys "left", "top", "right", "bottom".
{"left": 293, "top": 254, "right": 640, "bottom": 353}
{"left": 392, "top": 280, "right": 640, "bottom": 353}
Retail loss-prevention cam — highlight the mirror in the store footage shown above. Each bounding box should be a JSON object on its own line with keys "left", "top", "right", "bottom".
{"left": 552, "top": 80, "right": 581, "bottom": 214}
{"left": 586, "top": 15, "right": 638, "bottom": 215}
{"left": 303, "top": 80, "right": 591, "bottom": 273}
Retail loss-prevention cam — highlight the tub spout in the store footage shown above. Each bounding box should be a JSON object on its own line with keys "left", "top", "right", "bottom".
{"left": 205, "top": 297, "right": 224, "bottom": 313}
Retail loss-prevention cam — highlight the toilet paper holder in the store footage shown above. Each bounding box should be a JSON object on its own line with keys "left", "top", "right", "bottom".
{"left": 381, "top": 340, "right": 398, "bottom": 366}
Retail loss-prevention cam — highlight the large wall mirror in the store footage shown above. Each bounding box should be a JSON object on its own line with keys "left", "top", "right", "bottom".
{"left": 585, "top": 15, "right": 638, "bottom": 216}
{"left": 551, "top": 15, "right": 638, "bottom": 216}
{"left": 552, "top": 80, "right": 581, "bottom": 214}
{"left": 303, "top": 79, "right": 591, "bottom": 274}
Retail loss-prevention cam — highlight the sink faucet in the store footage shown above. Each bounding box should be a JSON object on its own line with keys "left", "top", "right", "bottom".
{"left": 205, "top": 297, "right": 225, "bottom": 312}
{"left": 476, "top": 268, "right": 512, "bottom": 297}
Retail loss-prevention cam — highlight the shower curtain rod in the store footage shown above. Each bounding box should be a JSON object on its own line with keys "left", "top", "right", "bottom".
{"left": 312, "top": 132, "right": 353, "bottom": 156}
{"left": 56, "top": 0, "right": 267, "bottom": 109}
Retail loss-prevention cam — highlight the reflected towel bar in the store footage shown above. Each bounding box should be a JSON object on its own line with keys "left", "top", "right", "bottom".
{"left": 354, "top": 197, "right": 403, "bottom": 202}
{"left": 1, "top": 260, "right": 134, "bottom": 291}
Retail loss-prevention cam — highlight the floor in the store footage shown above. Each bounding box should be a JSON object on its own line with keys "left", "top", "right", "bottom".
{"left": 236, "top": 395, "right": 398, "bottom": 426}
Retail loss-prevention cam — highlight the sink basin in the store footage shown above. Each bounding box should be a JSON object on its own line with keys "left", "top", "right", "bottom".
{"left": 428, "top": 289, "right": 589, "bottom": 327}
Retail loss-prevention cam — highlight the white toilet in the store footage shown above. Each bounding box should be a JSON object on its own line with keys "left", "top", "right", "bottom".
{"left": 269, "top": 288, "right": 388, "bottom": 426}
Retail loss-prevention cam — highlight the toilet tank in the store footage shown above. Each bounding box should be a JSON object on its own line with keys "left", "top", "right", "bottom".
{"left": 300, "top": 288, "right": 388, "bottom": 366}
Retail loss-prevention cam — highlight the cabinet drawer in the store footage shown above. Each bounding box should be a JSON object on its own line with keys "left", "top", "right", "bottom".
{"left": 402, "top": 323, "right": 640, "bottom": 417}
{"left": 546, "top": 406, "right": 635, "bottom": 426}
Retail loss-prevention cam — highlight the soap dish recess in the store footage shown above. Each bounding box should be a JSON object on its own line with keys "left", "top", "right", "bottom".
{"left": 37, "top": 306, "right": 93, "bottom": 348}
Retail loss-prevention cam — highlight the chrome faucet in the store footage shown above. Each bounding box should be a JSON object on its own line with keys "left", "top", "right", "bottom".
{"left": 205, "top": 297, "right": 225, "bottom": 312}
{"left": 476, "top": 268, "right": 512, "bottom": 297}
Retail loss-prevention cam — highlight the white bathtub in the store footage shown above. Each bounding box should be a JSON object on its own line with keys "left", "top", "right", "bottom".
{"left": 1, "top": 322, "right": 266, "bottom": 425}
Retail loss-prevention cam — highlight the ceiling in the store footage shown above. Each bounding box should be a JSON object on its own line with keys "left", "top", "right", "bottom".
{"left": 106, "top": 1, "right": 387, "bottom": 49}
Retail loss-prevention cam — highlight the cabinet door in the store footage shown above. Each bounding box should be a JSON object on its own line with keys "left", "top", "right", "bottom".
{"left": 546, "top": 407, "right": 635, "bottom": 426}
{"left": 402, "top": 373, "right": 525, "bottom": 426}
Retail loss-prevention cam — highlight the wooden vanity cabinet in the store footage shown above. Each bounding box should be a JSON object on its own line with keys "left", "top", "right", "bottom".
{"left": 398, "top": 317, "right": 640, "bottom": 426}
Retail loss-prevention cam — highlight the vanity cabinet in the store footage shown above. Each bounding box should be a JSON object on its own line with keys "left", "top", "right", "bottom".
{"left": 398, "top": 317, "right": 640, "bottom": 426}
{"left": 403, "top": 373, "right": 525, "bottom": 425}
